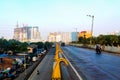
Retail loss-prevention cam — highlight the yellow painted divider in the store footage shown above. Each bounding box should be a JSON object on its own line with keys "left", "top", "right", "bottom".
{"left": 54, "top": 49, "right": 62, "bottom": 61}
{"left": 52, "top": 58, "right": 68, "bottom": 80}
{"left": 52, "top": 43, "right": 68, "bottom": 80}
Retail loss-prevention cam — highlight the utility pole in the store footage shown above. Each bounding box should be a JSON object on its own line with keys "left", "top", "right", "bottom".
{"left": 87, "top": 15, "right": 94, "bottom": 44}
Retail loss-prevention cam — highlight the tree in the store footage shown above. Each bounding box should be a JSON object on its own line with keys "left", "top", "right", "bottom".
{"left": 44, "top": 42, "right": 52, "bottom": 50}
{"left": 0, "top": 38, "right": 9, "bottom": 53}
{"left": 78, "top": 34, "right": 120, "bottom": 46}
{"left": 36, "top": 42, "right": 44, "bottom": 48}
{"left": 118, "top": 36, "right": 120, "bottom": 46}
{"left": 8, "top": 39, "right": 21, "bottom": 54}
{"left": 96, "top": 35, "right": 106, "bottom": 45}
{"left": 18, "top": 42, "right": 28, "bottom": 52}
{"left": 104, "top": 35, "right": 118, "bottom": 46}
{"left": 78, "top": 37, "right": 84, "bottom": 43}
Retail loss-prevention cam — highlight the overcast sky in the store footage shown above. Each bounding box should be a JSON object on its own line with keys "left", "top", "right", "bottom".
{"left": 0, "top": 0, "right": 120, "bottom": 40}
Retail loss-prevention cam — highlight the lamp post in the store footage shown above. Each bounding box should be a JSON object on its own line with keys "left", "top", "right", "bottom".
{"left": 87, "top": 15, "right": 94, "bottom": 44}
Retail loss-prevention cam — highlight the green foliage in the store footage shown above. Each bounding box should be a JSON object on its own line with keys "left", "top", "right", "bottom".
{"left": 0, "top": 38, "right": 28, "bottom": 54}
{"left": 0, "top": 38, "right": 53, "bottom": 55}
{"left": 8, "top": 39, "right": 21, "bottom": 52}
{"left": 78, "top": 37, "right": 84, "bottom": 43}
{"left": 78, "top": 35, "right": 120, "bottom": 46}
{"left": 118, "top": 36, "right": 120, "bottom": 45}
{"left": 0, "top": 38, "right": 8, "bottom": 53}
{"left": 36, "top": 42, "right": 44, "bottom": 48}
{"left": 44, "top": 41, "right": 53, "bottom": 50}
{"left": 18, "top": 42, "right": 28, "bottom": 52}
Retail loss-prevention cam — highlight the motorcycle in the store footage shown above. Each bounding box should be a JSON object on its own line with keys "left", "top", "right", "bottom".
{"left": 96, "top": 46, "right": 101, "bottom": 54}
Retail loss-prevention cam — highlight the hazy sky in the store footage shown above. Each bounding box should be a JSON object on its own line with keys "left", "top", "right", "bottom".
{"left": 0, "top": 0, "right": 120, "bottom": 40}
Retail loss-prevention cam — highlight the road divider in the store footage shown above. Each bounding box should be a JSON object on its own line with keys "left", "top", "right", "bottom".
{"left": 52, "top": 43, "right": 68, "bottom": 80}
{"left": 52, "top": 43, "right": 83, "bottom": 80}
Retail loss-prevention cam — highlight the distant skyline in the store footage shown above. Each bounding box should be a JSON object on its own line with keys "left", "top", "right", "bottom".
{"left": 0, "top": 0, "right": 120, "bottom": 40}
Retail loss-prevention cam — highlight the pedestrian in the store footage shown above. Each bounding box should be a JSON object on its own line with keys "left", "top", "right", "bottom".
{"left": 37, "top": 70, "right": 39, "bottom": 75}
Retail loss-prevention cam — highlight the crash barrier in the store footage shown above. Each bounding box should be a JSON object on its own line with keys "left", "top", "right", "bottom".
{"left": 52, "top": 43, "right": 68, "bottom": 80}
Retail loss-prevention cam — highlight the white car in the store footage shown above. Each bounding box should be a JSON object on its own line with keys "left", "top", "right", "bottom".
{"left": 32, "top": 56, "right": 38, "bottom": 61}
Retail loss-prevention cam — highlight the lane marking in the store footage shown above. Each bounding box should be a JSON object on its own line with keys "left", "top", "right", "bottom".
{"left": 62, "top": 49, "right": 83, "bottom": 80}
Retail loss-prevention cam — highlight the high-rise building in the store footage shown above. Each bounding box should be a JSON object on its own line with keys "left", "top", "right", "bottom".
{"left": 55, "top": 32, "right": 62, "bottom": 42}
{"left": 61, "top": 32, "right": 71, "bottom": 43}
{"left": 14, "top": 25, "right": 40, "bottom": 42}
{"left": 48, "top": 33, "right": 56, "bottom": 42}
{"left": 48, "top": 32, "right": 71, "bottom": 43}
{"left": 30, "top": 26, "right": 40, "bottom": 42}
{"left": 14, "top": 27, "right": 21, "bottom": 41}
{"left": 27, "top": 26, "right": 32, "bottom": 40}
{"left": 71, "top": 32, "right": 79, "bottom": 42}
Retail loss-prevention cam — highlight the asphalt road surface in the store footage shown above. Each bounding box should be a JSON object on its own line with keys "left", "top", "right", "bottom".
{"left": 62, "top": 45, "right": 120, "bottom": 80}
{"left": 28, "top": 48, "right": 55, "bottom": 80}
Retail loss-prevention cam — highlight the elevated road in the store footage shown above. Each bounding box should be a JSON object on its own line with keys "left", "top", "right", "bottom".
{"left": 27, "top": 45, "right": 82, "bottom": 80}
{"left": 28, "top": 48, "right": 55, "bottom": 80}
{"left": 62, "top": 45, "right": 120, "bottom": 80}
{"left": 27, "top": 45, "right": 120, "bottom": 80}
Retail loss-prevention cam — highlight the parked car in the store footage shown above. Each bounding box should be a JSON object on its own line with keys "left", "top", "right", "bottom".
{"left": 32, "top": 56, "right": 38, "bottom": 61}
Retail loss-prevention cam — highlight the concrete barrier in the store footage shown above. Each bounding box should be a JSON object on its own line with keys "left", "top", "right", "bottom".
{"left": 70, "top": 43, "right": 120, "bottom": 54}
{"left": 104, "top": 46, "right": 120, "bottom": 53}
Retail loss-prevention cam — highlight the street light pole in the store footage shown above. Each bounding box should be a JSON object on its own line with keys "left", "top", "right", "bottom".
{"left": 87, "top": 15, "right": 94, "bottom": 44}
